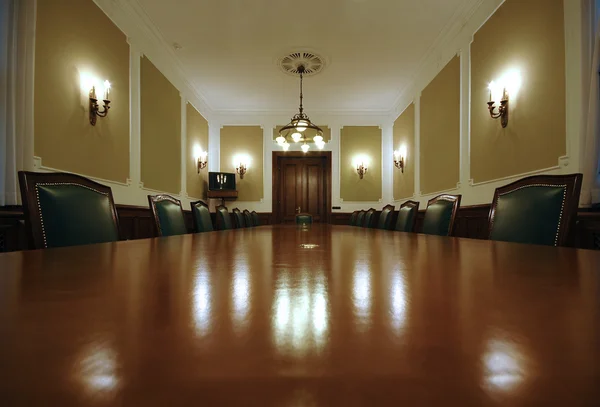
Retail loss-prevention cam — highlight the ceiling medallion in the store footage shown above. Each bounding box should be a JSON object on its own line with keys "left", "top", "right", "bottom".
{"left": 277, "top": 65, "right": 325, "bottom": 153}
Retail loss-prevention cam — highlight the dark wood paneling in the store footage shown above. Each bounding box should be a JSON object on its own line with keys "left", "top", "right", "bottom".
{"left": 2, "top": 204, "right": 600, "bottom": 252}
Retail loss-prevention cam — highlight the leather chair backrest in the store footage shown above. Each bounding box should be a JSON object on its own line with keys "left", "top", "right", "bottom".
{"left": 217, "top": 206, "right": 233, "bottom": 230}
{"left": 233, "top": 209, "right": 246, "bottom": 228}
{"left": 243, "top": 210, "right": 253, "bottom": 227}
{"left": 422, "top": 195, "right": 461, "bottom": 236}
{"left": 296, "top": 214, "right": 313, "bottom": 225}
{"left": 395, "top": 202, "right": 419, "bottom": 232}
{"left": 363, "top": 209, "right": 376, "bottom": 228}
{"left": 377, "top": 205, "right": 395, "bottom": 230}
{"left": 349, "top": 211, "right": 358, "bottom": 226}
{"left": 191, "top": 201, "right": 213, "bottom": 233}
{"left": 355, "top": 211, "right": 366, "bottom": 227}
{"left": 18, "top": 171, "right": 120, "bottom": 249}
{"left": 149, "top": 195, "right": 187, "bottom": 237}
{"left": 488, "top": 174, "right": 583, "bottom": 246}
{"left": 251, "top": 211, "right": 260, "bottom": 227}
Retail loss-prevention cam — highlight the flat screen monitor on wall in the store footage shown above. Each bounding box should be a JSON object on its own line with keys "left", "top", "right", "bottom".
{"left": 208, "top": 172, "right": 236, "bottom": 191}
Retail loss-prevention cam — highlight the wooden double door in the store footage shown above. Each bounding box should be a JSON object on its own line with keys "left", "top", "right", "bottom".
{"left": 273, "top": 153, "right": 331, "bottom": 224}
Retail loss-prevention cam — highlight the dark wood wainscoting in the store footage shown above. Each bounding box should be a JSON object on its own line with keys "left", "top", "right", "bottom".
{"left": 2, "top": 204, "right": 599, "bottom": 252}
{"left": 0, "top": 205, "right": 273, "bottom": 252}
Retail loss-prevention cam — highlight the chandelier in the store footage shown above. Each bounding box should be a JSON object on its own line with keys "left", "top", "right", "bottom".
{"left": 276, "top": 65, "right": 325, "bottom": 153}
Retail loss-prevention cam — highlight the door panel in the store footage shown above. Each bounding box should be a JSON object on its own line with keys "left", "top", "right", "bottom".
{"left": 306, "top": 164, "right": 321, "bottom": 221}
{"left": 282, "top": 164, "right": 300, "bottom": 222}
{"left": 278, "top": 157, "right": 326, "bottom": 223}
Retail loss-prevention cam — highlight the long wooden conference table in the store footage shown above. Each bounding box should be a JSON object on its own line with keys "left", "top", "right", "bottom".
{"left": 0, "top": 224, "right": 599, "bottom": 406}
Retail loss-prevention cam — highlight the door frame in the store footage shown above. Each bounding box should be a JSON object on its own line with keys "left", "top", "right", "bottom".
{"left": 272, "top": 151, "right": 332, "bottom": 224}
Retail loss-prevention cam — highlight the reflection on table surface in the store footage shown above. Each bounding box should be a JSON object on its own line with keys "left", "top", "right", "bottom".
{"left": 0, "top": 224, "right": 599, "bottom": 406}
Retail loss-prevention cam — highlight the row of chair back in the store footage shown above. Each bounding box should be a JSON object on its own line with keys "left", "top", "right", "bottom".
{"left": 350, "top": 194, "right": 460, "bottom": 237}
{"left": 348, "top": 173, "right": 583, "bottom": 247}
{"left": 17, "top": 171, "right": 583, "bottom": 249}
{"left": 17, "top": 171, "right": 261, "bottom": 249}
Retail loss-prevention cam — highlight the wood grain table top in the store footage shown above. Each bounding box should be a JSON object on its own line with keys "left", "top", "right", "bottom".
{"left": 0, "top": 225, "right": 599, "bottom": 406}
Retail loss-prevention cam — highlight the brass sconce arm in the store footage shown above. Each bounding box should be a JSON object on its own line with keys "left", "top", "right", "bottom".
{"left": 487, "top": 98, "right": 509, "bottom": 128}
{"left": 356, "top": 164, "right": 368, "bottom": 179}
{"left": 236, "top": 164, "right": 247, "bottom": 179}
{"left": 89, "top": 91, "right": 111, "bottom": 126}
{"left": 197, "top": 158, "right": 207, "bottom": 173}
{"left": 394, "top": 157, "right": 405, "bottom": 173}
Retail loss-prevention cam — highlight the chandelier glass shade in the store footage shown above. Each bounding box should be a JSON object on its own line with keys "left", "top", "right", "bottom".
{"left": 277, "top": 65, "right": 325, "bottom": 152}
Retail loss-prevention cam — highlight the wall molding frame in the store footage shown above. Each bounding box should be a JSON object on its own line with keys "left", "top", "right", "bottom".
{"left": 468, "top": 155, "right": 570, "bottom": 187}
{"left": 32, "top": 156, "right": 133, "bottom": 187}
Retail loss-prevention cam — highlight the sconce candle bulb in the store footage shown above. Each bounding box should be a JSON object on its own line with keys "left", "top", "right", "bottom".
{"left": 394, "top": 147, "right": 406, "bottom": 173}
{"left": 487, "top": 85, "right": 509, "bottom": 128}
{"left": 236, "top": 163, "right": 247, "bottom": 179}
{"left": 89, "top": 80, "right": 111, "bottom": 126}
{"left": 356, "top": 162, "right": 368, "bottom": 179}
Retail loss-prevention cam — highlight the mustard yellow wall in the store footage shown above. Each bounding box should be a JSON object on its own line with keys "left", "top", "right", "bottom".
{"left": 340, "top": 126, "right": 382, "bottom": 202}
{"left": 220, "top": 126, "right": 264, "bottom": 202}
{"left": 420, "top": 56, "right": 460, "bottom": 195}
{"left": 393, "top": 104, "right": 415, "bottom": 200}
{"left": 186, "top": 104, "right": 209, "bottom": 200}
{"left": 140, "top": 56, "right": 181, "bottom": 194}
{"left": 273, "top": 126, "right": 331, "bottom": 142}
{"left": 34, "top": 0, "right": 129, "bottom": 182}
{"left": 471, "top": 0, "right": 566, "bottom": 183}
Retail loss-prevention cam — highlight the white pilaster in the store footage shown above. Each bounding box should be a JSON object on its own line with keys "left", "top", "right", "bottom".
{"left": 414, "top": 93, "right": 421, "bottom": 197}
{"left": 180, "top": 95, "right": 187, "bottom": 196}
{"left": 381, "top": 121, "right": 394, "bottom": 204}
{"left": 459, "top": 48, "right": 471, "bottom": 187}
{"left": 331, "top": 123, "right": 342, "bottom": 207}
{"left": 208, "top": 120, "right": 220, "bottom": 172}
{"left": 129, "top": 44, "right": 142, "bottom": 185}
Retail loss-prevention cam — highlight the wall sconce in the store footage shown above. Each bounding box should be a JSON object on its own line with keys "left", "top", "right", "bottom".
{"left": 193, "top": 145, "right": 207, "bottom": 173}
{"left": 89, "top": 80, "right": 111, "bottom": 126}
{"left": 233, "top": 154, "right": 250, "bottom": 179}
{"left": 487, "top": 81, "right": 509, "bottom": 128}
{"left": 236, "top": 163, "right": 247, "bottom": 179}
{"left": 356, "top": 162, "right": 368, "bottom": 179}
{"left": 394, "top": 145, "right": 407, "bottom": 173}
{"left": 197, "top": 152, "right": 207, "bottom": 173}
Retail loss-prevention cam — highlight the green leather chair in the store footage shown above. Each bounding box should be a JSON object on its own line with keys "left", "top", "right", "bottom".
{"left": 355, "top": 210, "right": 366, "bottom": 227}
{"left": 363, "top": 208, "right": 376, "bottom": 228}
{"left": 148, "top": 195, "right": 188, "bottom": 237}
{"left": 216, "top": 206, "right": 233, "bottom": 230}
{"left": 18, "top": 171, "right": 120, "bottom": 249}
{"left": 349, "top": 211, "right": 359, "bottom": 226}
{"left": 190, "top": 200, "right": 214, "bottom": 233}
{"left": 488, "top": 174, "right": 583, "bottom": 247}
{"left": 243, "top": 210, "right": 253, "bottom": 227}
{"left": 296, "top": 213, "right": 313, "bottom": 225}
{"left": 395, "top": 200, "right": 420, "bottom": 232}
{"left": 251, "top": 211, "right": 260, "bottom": 227}
{"left": 232, "top": 208, "right": 246, "bottom": 228}
{"left": 377, "top": 205, "right": 395, "bottom": 230}
{"left": 422, "top": 195, "right": 461, "bottom": 236}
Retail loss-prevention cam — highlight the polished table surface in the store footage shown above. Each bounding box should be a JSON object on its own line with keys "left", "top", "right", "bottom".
{"left": 0, "top": 225, "right": 599, "bottom": 406}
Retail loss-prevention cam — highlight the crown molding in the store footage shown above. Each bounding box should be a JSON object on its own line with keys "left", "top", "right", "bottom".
{"left": 93, "top": 0, "right": 215, "bottom": 119}
{"left": 95, "top": 0, "right": 488, "bottom": 120}
{"left": 389, "top": 0, "right": 487, "bottom": 117}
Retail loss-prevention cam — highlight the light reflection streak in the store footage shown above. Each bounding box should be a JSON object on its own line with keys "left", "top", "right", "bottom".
{"left": 390, "top": 271, "right": 407, "bottom": 332}
{"left": 483, "top": 339, "right": 525, "bottom": 392}
{"left": 353, "top": 265, "right": 371, "bottom": 327}
{"left": 192, "top": 265, "right": 211, "bottom": 336}
{"left": 76, "top": 343, "right": 118, "bottom": 394}
{"left": 272, "top": 272, "right": 329, "bottom": 356}
{"left": 232, "top": 266, "right": 250, "bottom": 332}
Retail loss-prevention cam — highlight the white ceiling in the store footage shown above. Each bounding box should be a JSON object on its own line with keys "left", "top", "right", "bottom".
{"left": 135, "top": 0, "right": 481, "bottom": 113}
